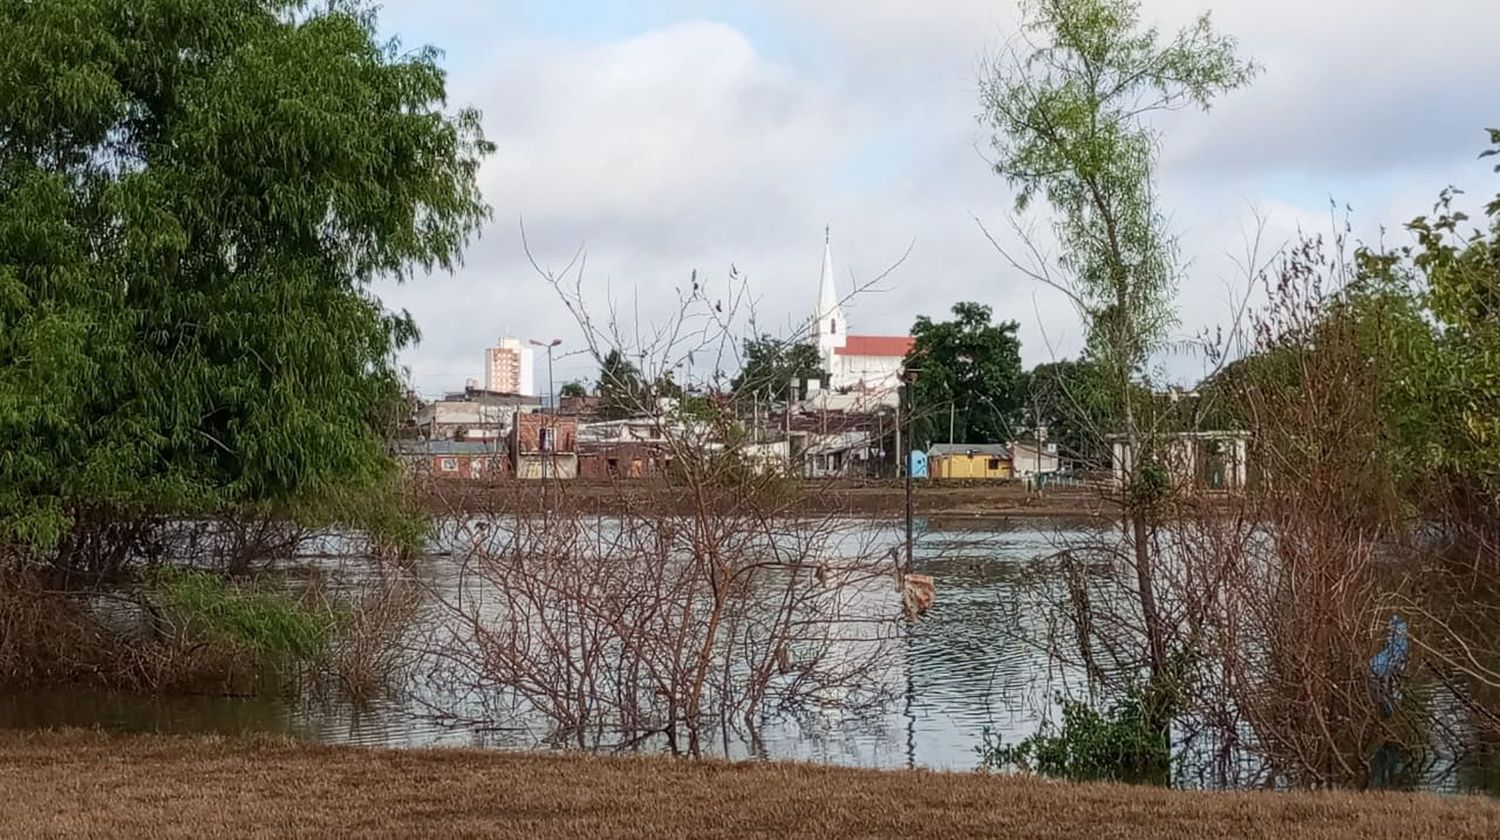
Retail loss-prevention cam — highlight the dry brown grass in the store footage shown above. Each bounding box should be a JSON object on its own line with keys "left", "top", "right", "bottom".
{"left": 0, "top": 732, "right": 1496, "bottom": 839}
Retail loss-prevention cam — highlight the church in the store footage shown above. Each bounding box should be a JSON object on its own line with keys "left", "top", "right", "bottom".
{"left": 809, "top": 230, "right": 914, "bottom": 404}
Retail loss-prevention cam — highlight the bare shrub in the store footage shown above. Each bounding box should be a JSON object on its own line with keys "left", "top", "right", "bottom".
{"left": 419, "top": 463, "right": 904, "bottom": 754}
{"left": 312, "top": 569, "right": 425, "bottom": 706}
{"left": 1163, "top": 236, "right": 1494, "bottom": 788}
{"left": 408, "top": 244, "right": 914, "bottom": 753}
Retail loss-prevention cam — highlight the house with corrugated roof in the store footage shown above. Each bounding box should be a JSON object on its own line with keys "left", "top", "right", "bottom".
{"left": 925, "top": 443, "right": 1013, "bottom": 480}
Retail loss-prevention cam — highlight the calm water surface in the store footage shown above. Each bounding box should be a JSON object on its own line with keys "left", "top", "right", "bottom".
{"left": 7, "top": 516, "right": 1499, "bottom": 794}
{"left": 1, "top": 518, "right": 1088, "bottom": 770}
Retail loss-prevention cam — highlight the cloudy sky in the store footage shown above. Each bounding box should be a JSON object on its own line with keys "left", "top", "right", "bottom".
{"left": 370, "top": 0, "right": 1497, "bottom": 396}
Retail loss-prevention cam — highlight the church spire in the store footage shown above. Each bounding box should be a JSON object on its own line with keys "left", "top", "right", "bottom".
{"left": 813, "top": 226, "right": 847, "bottom": 367}
{"left": 816, "top": 227, "right": 842, "bottom": 330}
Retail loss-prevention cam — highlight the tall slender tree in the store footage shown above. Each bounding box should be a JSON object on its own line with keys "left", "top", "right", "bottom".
{"left": 981, "top": 0, "right": 1255, "bottom": 711}
{"left": 597, "top": 349, "right": 645, "bottom": 420}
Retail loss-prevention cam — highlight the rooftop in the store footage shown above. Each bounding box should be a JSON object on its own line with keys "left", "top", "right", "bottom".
{"left": 927, "top": 443, "right": 1012, "bottom": 457}
{"left": 834, "top": 335, "right": 914, "bottom": 358}
{"left": 394, "top": 440, "right": 507, "bottom": 456}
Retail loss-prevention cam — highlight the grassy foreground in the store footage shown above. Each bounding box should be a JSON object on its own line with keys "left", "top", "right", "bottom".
{"left": 2, "top": 732, "right": 1498, "bottom": 839}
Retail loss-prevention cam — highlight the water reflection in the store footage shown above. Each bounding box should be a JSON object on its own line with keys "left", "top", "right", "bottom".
{"left": 0, "top": 517, "right": 1094, "bottom": 769}
{"left": 3, "top": 515, "right": 1496, "bottom": 796}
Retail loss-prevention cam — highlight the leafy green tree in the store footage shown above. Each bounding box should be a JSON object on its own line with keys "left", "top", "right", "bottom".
{"left": 0, "top": 0, "right": 491, "bottom": 551}
{"left": 559, "top": 381, "right": 589, "bottom": 399}
{"left": 1022, "top": 358, "right": 1118, "bottom": 463}
{"left": 652, "top": 372, "right": 684, "bottom": 401}
{"left": 1406, "top": 144, "right": 1500, "bottom": 492}
{"left": 905, "top": 303, "right": 1023, "bottom": 447}
{"left": 597, "top": 349, "right": 645, "bottom": 420}
{"left": 1318, "top": 131, "right": 1500, "bottom": 507}
{"left": 731, "top": 335, "right": 826, "bottom": 401}
{"left": 981, "top": 0, "right": 1254, "bottom": 711}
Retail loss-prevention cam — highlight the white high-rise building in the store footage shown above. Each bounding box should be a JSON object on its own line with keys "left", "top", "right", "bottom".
{"left": 483, "top": 338, "right": 535, "bottom": 396}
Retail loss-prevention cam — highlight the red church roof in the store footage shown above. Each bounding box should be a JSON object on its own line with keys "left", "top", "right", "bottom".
{"left": 835, "top": 335, "right": 915, "bottom": 357}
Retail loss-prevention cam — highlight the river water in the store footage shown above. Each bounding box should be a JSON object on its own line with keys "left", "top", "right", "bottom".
{"left": 0, "top": 518, "right": 1090, "bottom": 765}
{"left": 5, "top": 516, "right": 1499, "bottom": 794}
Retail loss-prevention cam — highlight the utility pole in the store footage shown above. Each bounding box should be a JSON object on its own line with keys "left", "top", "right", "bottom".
{"left": 902, "top": 369, "right": 918, "bottom": 576}
{"left": 1033, "top": 395, "right": 1045, "bottom": 496}
{"left": 894, "top": 404, "right": 902, "bottom": 484}
{"left": 529, "top": 338, "right": 562, "bottom": 525}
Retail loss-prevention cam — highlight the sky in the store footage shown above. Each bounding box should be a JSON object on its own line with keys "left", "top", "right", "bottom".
{"left": 369, "top": 0, "right": 1499, "bottom": 396}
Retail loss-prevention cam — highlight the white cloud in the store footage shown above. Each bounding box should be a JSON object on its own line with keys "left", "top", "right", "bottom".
{"left": 379, "top": 0, "right": 1500, "bottom": 394}
{"left": 380, "top": 20, "right": 863, "bottom": 391}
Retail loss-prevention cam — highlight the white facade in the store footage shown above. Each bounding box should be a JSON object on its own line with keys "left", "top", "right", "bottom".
{"left": 415, "top": 401, "right": 514, "bottom": 441}
{"left": 814, "top": 229, "right": 848, "bottom": 372}
{"left": 810, "top": 230, "right": 910, "bottom": 401}
{"left": 827, "top": 348, "right": 906, "bottom": 396}
{"left": 483, "top": 338, "right": 536, "bottom": 396}
{"left": 1110, "top": 432, "right": 1251, "bottom": 491}
{"left": 1009, "top": 440, "right": 1061, "bottom": 476}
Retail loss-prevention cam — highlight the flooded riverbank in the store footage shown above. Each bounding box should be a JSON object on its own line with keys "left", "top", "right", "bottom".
{"left": 5, "top": 515, "right": 1500, "bottom": 796}
{"left": 0, "top": 519, "right": 1088, "bottom": 767}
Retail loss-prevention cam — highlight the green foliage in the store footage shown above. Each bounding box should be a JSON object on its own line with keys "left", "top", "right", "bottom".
{"left": 0, "top": 0, "right": 492, "bottom": 548}
{"left": 977, "top": 688, "right": 1170, "bottom": 784}
{"left": 982, "top": 0, "right": 1256, "bottom": 387}
{"left": 1127, "top": 459, "right": 1171, "bottom": 508}
{"left": 1023, "top": 358, "right": 1118, "bottom": 461}
{"left": 559, "top": 381, "right": 589, "bottom": 399}
{"left": 1221, "top": 135, "right": 1500, "bottom": 509}
{"left": 1401, "top": 148, "right": 1500, "bottom": 491}
{"left": 156, "top": 568, "right": 332, "bottom": 658}
{"left": 905, "top": 303, "right": 1024, "bottom": 447}
{"left": 597, "top": 349, "right": 646, "bottom": 420}
{"left": 731, "top": 334, "right": 826, "bottom": 401}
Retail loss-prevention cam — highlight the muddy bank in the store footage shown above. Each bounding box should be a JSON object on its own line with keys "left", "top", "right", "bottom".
{"left": 421, "top": 478, "right": 1117, "bottom": 521}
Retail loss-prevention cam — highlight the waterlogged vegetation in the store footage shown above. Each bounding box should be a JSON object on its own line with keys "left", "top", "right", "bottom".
{"left": 0, "top": 0, "right": 484, "bottom": 695}
{"left": 977, "top": 688, "right": 1170, "bottom": 785}
{"left": 156, "top": 569, "right": 333, "bottom": 660}
{"left": 3, "top": 0, "right": 1500, "bottom": 813}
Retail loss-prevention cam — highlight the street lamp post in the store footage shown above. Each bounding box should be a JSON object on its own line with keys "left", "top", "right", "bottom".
{"left": 901, "top": 368, "right": 919, "bottom": 576}
{"left": 529, "top": 339, "right": 562, "bottom": 522}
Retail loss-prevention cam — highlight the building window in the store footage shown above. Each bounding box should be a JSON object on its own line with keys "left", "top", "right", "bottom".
{"left": 830, "top": 319, "right": 837, "bottom": 334}
{"left": 439, "top": 457, "right": 458, "bottom": 472}
{"left": 988, "top": 458, "right": 1002, "bottom": 471}
{"left": 539, "top": 427, "right": 555, "bottom": 453}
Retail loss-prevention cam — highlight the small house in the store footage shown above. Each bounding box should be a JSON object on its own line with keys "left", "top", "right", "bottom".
{"left": 578, "top": 442, "right": 671, "bottom": 479}
{"left": 1009, "top": 439, "right": 1061, "bottom": 477}
{"left": 511, "top": 412, "right": 579, "bottom": 480}
{"left": 1109, "top": 431, "right": 1251, "bottom": 491}
{"left": 396, "top": 440, "right": 509, "bottom": 480}
{"left": 926, "top": 443, "right": 1013, "bottom": 481}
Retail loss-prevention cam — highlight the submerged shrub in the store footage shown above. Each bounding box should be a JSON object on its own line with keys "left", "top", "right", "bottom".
{"left": 156, "top": 569, "right": 333, "bottom": 658}
{"left": 978, "top": 689, "right": 1170, "bottom": 784}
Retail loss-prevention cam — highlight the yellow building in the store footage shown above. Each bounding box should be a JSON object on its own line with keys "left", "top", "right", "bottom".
{"left": 926, "top": 444, "right": 1013, "bottom": 480}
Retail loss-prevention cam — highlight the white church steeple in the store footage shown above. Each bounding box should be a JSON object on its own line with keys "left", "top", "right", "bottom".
{"left": 814, "top": 226, "right": 847, "bottom": 357}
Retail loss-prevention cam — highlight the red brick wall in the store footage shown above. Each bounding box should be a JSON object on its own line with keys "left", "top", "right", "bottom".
{"left": 512, "top": 413, "right": 578, "bottom": 454}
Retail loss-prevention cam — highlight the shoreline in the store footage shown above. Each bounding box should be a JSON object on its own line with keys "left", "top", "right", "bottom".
{"left": 1, "top": 731, "right": 1495, "bottom": 838}
{"left": 421, "top": 479, "right": 1121, "bottom": 521}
